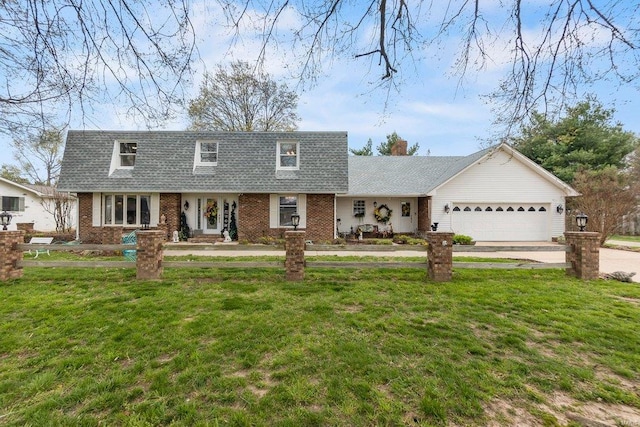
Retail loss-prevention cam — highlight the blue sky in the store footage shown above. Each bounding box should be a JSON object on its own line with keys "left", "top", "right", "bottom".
{"left": 1, "top": 0, "right": 639, "bottom": 167}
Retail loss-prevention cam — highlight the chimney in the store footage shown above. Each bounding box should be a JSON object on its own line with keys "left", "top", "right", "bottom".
{"left": 391, "top": 139, "right": 408, "bottom": 156}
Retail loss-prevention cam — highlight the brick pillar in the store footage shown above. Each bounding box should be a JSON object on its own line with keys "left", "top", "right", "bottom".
{"left": 136, "top": 230, "right": 164, "bottom": 280}
{"left": 102, "top": 226, "right": 124, "bottom": 244}
{"left": 565, "top": 231, "right": 600, "bottom": 280}
{"left": 285, "top": 231, "right": 305, "bottom": 281}
{"left": 426, "top": 231, "right": 454, "bottom": 282}
{"left": 0, "top": 231, "right": 25, "bottom": 281}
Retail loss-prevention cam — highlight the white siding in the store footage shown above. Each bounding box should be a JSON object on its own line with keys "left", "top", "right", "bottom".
{"left": 432, "top": 150, "right": 567, "bottom": 241}
{"left": 0, "top": 180, "right": 77, "bottom": 232}
{"left": 336, "top": 197, "right": 418, "bottom": 235}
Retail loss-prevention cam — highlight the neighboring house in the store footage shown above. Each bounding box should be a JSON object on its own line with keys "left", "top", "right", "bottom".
{"left": 0, "top": 177, "right": 77, "bottom": 232}
{"left": 339, "top": 143, "right": 579, "bottom": 241}
{"left": 57, "top": 131, "right": 577, "bottom": 243}
{"left": 57, "top": 131, "right": 349, "bottom": 243}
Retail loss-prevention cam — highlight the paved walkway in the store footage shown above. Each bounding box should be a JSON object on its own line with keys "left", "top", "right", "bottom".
{"left": 164, "top": 241, "right": 640, "bottom": 283}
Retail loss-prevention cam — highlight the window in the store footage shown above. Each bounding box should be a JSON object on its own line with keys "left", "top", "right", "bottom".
{"left": 453, "top": 206, "right": 461, "bottom": 212}
{"left": 496, "top": 207, "right": 504, "bottom": 212}
{"left": 195, "top": 141, "right": 218, "bottom": 165}
{"left": 103, "top": 194, "right": 150, "bottom": 225}
{"left": 1, "top": 196, "right": 24, "bottom": 212}
{"left": 353, "top": 200, "right": 365, "bottom": 217}
{"left": 119, "top": 142, "right": 137, "bottom": 167}
{"left": 277, "top": 141, "right": 299, "bottom": 169}
{"left": 279, "top": 196, "right": 297, "bottom": 226}
{"left": 401, "top": 202, "right": 411, "bottom": 217}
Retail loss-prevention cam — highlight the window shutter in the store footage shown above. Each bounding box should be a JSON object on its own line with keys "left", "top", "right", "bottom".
{"left": 18, "top": 197, "right": 25, "bottom": 211}
{"left": 269, "top": 194, "right": 278, "bottom": 228}
{"left": 92, "top": 193, "right": 102, "bottom": 226}
{"left": 150, "top": 193, "right": 160, "bottom": 225}
{"left": 298, "top": 194, "right": 307, "bottom": 228}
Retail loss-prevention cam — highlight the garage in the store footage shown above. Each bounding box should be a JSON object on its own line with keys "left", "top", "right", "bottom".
{"left": 451, "top": 203, "right": 550, "bottom": 241}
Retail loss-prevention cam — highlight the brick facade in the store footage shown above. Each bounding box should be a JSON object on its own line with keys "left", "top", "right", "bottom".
{"left": 159, "top": 193, "right": 181, "bottom": 240}
{"left": 0, "top": 231, "right": 24, "bottom": 280}
{"left": 426, "top": 231, "right": 454, "bottom": 282}
{"left": 238, "top": 193, "right": 271, "bottom": 242}
{"left": 305, "top": 194, "right": 335, "bottom": 242}
{"left": 237, "top": 193, "right": 334, "bottom": 243}
{"left": 565, "top": 231, "right": 600, "bottom": 280}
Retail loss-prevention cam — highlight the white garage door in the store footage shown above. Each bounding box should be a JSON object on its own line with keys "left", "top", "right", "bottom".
{"left": 451, "top": 204, "right": 550, "bottom": 241}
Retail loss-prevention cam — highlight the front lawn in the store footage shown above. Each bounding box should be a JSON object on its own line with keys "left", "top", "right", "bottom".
{"left": 1, "top": 266, "right": 639, "bottom": 426}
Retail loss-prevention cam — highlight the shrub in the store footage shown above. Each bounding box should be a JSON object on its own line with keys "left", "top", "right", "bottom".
{"left": 453, "top": 234, "right": 474, "bottom": 245}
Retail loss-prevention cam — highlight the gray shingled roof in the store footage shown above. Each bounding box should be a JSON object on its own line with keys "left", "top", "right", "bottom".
{"left": 58, "top": 131, "right": 349, "bottom": 193}
{"left": 346, "top": 147, "right": 491, "bottom": 196}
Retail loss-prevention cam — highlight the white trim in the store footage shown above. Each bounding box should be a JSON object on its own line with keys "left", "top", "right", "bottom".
{"left": 193, "top": 140, "right": 218, "bottom": 171}
{"left": 270, "top": 193, "right": 306, "bottom": 228}
{"left": 109, "top": 140, "right": 137, "bottom": 175}
{"left": 276, "top": 141, "right": 299, "bottom": 171}
{"left": 92, "top": 193, "right": 101, "bottom": 226}
{"left": 150, "top": 193, "right": 160, "bottom": 225}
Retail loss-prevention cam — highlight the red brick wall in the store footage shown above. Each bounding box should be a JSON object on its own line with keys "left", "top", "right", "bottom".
{"left": 238, "top": 193, "right": 335, "bottom": 243}
{"left": 238, "top": 193, "right": 271, "bottom": 242}
{"left": 306, "top": 194, "right": 334, "bottom": 242}
{"left": 160, "top": 193, "right": 181, "bottom": 238}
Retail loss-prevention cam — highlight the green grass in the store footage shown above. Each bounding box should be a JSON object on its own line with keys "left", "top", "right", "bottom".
{"left": 609, "top": 235, "right": 640, "bottom": 243}
{"left": 1, "top": 265, "right": 639, "bottom": 426}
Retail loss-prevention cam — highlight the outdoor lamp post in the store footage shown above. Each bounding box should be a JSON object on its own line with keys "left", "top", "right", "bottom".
{"left": 291, "top": 212, "right": 300, "bottom": 231}
{"left": 576, "top": 213, "right": 588, "bottom": 232}
{"left": 0, "top": 211, "right": 12, "bottom": 231}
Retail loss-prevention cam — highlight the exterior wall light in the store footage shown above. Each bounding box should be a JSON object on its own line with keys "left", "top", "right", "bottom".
{"left": 373, "top": 201, "right": 377, "bottom": 208}
{"left": 556, "top": 205, "right": 564, "bottom": 214}
{"left": 0, "top": 211, "right": 12, "bottom": 231}
{"left": 444, "top": 204, "right": 450, "bottom": 213}
{"left": 291, "top": 212, "right": 300, "bottom": 231}
{"left": 576, "top": 213, "right": 588, "bottom": 231}
{"left": 183, "top": 200, "right": 189, "bottom": 211}
{"left": 141, "top": 212, "right": 150, "bottom": 230}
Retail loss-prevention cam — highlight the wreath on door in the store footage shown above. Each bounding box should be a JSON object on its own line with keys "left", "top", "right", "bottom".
{"left": 204, "top": 201, "right": 218, "bottom": 225}
{"left": 373, "top": 204, "right": 392, "bottom": 223}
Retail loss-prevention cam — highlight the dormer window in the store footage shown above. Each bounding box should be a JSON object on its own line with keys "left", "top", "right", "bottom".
{"left": 277, "top": 141, "right": 299, "bottom": 170}
{"left": 196, "top": 141, "right": 218, "bottom": 164}
{"left": 119, "top": 142, "right": 137, "bottom": 167}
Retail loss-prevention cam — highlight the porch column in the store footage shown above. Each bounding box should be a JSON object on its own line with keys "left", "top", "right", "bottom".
{"left": 136, "top": 230, "right": 164, "bottom": 280}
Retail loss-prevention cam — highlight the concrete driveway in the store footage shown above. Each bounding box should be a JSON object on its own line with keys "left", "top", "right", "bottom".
{"left": 455, "top": 241, "right": 639, "bottom": 283}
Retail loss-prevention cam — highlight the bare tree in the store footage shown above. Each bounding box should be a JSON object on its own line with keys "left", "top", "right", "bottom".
{"left": 217, "top": 1, "right": 640, "bottom": 130}
{"left": 572, "top": 167, "right": 639, "bottom": 245}
{"left": 187, "top": 61, "right": 299, "bottom": 131}
{"left": 40, "top": 189, "right": 74, "bottom": 233}
{"left": 0, "top": 0, "right": 197, "bottom": 134}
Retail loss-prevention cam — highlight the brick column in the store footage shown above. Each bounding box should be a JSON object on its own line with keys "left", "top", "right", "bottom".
{"left": 102, "top": 226, "right": 124, "bottom": 244}
{"left": 565, "top": 231, "right": 600, "bottom": 280}
{"left": 285, "top": 231, "right": 305, "bottom": 281}
{"left": 136, "top": 230, "right": 164, "bottom": 280}
{"left": 0, "top": 231, "right": 25, "bottom": 281}
{"left": 426, "top": 231, "right": 454, "bottom": 282}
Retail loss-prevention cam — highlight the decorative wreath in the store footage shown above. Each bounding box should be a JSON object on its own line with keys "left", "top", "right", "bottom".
{"left": 374, "top": 204, "right": 392, "bottom": 223}
{"left": 204, "top": 201, "right": 218, "bottom": 219}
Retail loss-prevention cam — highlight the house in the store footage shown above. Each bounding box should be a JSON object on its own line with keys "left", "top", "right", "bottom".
{"left": 338, "top": 142, "right": 579, "bottom": 241}
{"left": 0, "top": 177, "right": 77, "bottom": 232}
{"left": 57, "top": 131, "right": 349, "bottom": 243}
{"left": 58, "top": 131, "right": 578, "bottom": 243}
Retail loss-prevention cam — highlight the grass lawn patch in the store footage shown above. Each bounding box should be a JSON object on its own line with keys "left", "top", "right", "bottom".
{"left": 1, "top": 266, "right": 639, "bottom": 426}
